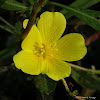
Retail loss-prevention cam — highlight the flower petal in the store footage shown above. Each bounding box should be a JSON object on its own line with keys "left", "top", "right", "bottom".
{"left": 13, "top": 50, "right": 42, "bottom": 75}
{"left": 41, "top": 57, "right": 71, "bottom": 81}
{"left": 23, "top": 19, "right": 29, "bottom": 29}
{"left": 56, "top": 33, "right": 87, "bottom": 61}
{"left": 22, "top": 25, "right": 42, "bottom": 51}
{"left": 37, "top": 11, "right": 66, "bottom": 44}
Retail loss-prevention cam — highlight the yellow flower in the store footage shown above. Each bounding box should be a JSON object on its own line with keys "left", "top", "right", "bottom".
{"left": 13, "top": 11, "right": 87, "bottom": 81}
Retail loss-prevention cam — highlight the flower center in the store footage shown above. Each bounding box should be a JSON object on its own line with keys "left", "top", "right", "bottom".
{"left": 34, "top": 42, "right": 57, "bottom": 59}
{"left": 34, "top": 43, "right": 46, "bottom": 59}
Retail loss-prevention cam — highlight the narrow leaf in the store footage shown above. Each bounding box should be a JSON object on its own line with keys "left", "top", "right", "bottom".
{"left": 0, "top": 41, "right": 18, "bottom": 62}
{"left": 78, "top": 0, "right": 100, "bottom": 9}
{"left": 0, "top": 48, "right": 15, "bottom": 62}
{"left": 0, "top": 24, "right": 14, "bottom": 35}
{"left": 0, "top": 0, "right": 28, "bottom": 11}
{"left": 68, "top": 7, "right": 100, "bottom": 31}
{"left": 42, "top": 0, "right": 48, "bottom": 7}
{"left": 81, "top": 9, "right": 100, "bottom": 17}
{"left": 50, "top": 1, "right": 100, "bottom": 31}
{"left": 60, "top": 0, "right": 100, "bottom": 19}
{"left": 28, "top": 0, "right": 39, "bottom": 5}
{"left": 71, "top": 68, "right": 100, "bottom": 90}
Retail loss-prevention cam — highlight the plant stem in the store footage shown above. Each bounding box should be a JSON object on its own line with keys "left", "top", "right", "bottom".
{"left": 68, "top": 63, "right": 100, "bottom": 74}
{"left": 61, "top": 78, "right": 70, "bottom": 92}
{"left": 61, "top": 78, "right": 85, "bottom": 100}
{"left": 21, "top": 0, "right": 45, "bottom": 40}
{"left": 85, "top": 31, "right": 100, "bottom": 45}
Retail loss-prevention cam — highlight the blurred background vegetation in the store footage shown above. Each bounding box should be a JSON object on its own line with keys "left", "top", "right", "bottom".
{"left": 0, "top": 0, "right": 100, "bottom": 100}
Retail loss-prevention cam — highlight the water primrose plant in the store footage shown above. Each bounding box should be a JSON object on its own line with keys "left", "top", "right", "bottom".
{"left": 13, "top": 11, "right": 87, "bottom": 81}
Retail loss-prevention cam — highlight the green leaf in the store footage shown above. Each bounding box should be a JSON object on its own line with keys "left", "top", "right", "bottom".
{"left": 0, "top": 40, "right": 19, "bottom": 62}
{"left": 33, "top": 74, "right": 57, "bottom": 96}
{"left": 42, "top": 0, "right": 48, "bottom": 7}
{"left": 81, "top": 9, "right": 100, "bottom": 17}
{"left": 28, "top": 0, "right": 39, "bottom": 5}
{"left": 0, "top": 0, "right": 28, "bottom": 11}
{"left": 50, "top": 1, "right": 100, "bottom": 31}
{"left": 72, "top": 90, "right": 78, "bottom": 95}
{"left": 0, "top": 24, "right": 21, "bottom": 36}
{"left": 71, "top": 68, "right": 100, "bottom": 90}
{"left": 0, "top": 48, "right": 15, "bottom": 62}
{"left": 68, "top": 8, "right": 100, "bottom": 31}
{"left": 15, "top": 23, "right": 23, "bottom": 35}
{"left": 67, "top": 7, "right": 100, "bottom": 31}
{"left": 0, "top": 24, "right": 14, "bottom": 35}
{"left": 70, "top": 0, "right": 100, "bottom": 9}
{"left": 29, "top": 0, "right": 48, "bottom": 7}
{"left": 60, "top": 0, "right": 100, "bottom": 19}
{"left": 76, "top": 0, "right": 100, "bottom": 9}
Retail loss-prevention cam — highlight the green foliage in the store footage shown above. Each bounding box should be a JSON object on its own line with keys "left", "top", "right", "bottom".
{"left": 80, "top": 9, "right": 100, "bottom": 17}
{"left": 77, "top": 0, "right": 100, "bottom": 9}
{"left": 15, "top": 23, "right": 23, "bottom": 35}
{"left": 42, "top": 0, "right": 48, "bottom": 7}
{"left": 28, "top": 0, "right": 48, "bottom": 7}
{"left": 71, "top": 68, "right": 100, "bottom": 90}
{"left": 0, "top": 0, "right": 28, "bottom": 11}
{"left": 66, "top": 7, "right": 100, "bottom": 31}
{"left": 72, "top": 90, "right": 78, "bottom": 95}
{"left": 33, "top": 74, "right": 57, "bottom": 96}
{"left": 61, "top": 0, "right": 100, "bottom": 19}
{"left": 0, "top": 24, "right": 14, "bottom": 35}
{"left": 0, "top": 47, "right": 15, "bottom": 62}
{"left": 50, "top": 1, "right": 100, "bottom": 31}
{"left": 0, "top": 40, "right": 19, "bottom": 62}
{"left": 29, "top": 0, "right": 39, "bottom": 5}
{"left": 70, "top": 0, "right": 100, "bottom": 9}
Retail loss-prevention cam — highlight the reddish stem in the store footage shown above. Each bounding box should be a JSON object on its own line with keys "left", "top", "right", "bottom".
{"left": 21, "top": 0, "right": 45, "bottom": 40}
{"left": 85, "top": 31, "right": 100, "bottom": 46}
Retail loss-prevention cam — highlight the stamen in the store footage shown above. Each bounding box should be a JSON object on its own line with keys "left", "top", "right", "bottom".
{"left": 33, "top": 42, "right": 56, "bottom": 59}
